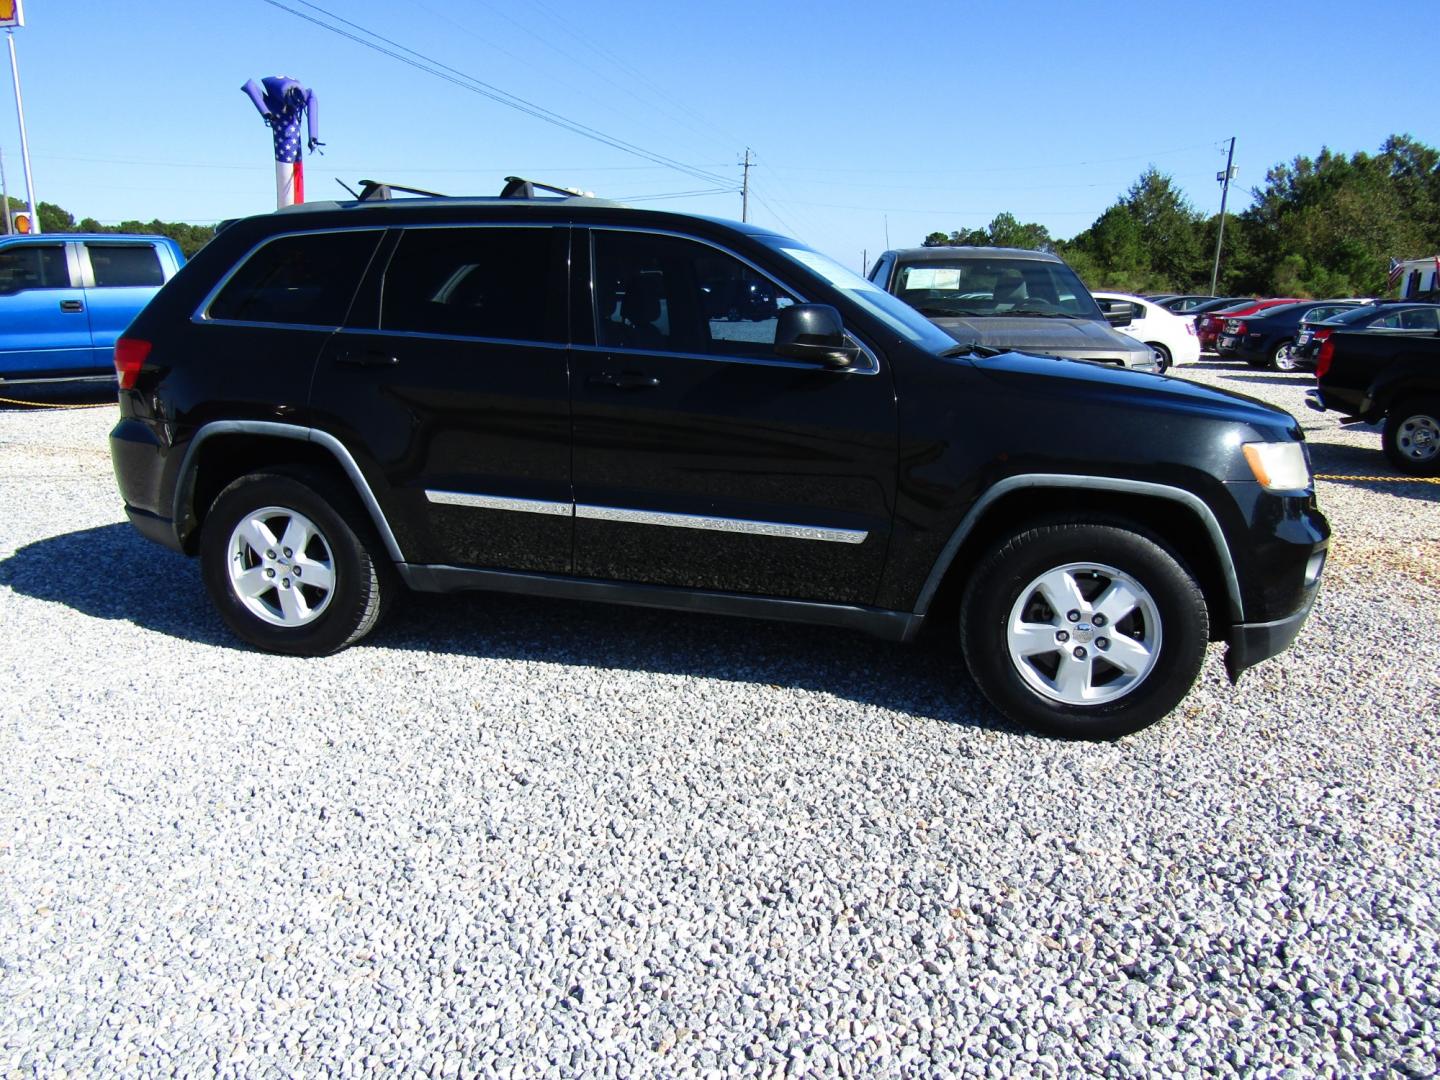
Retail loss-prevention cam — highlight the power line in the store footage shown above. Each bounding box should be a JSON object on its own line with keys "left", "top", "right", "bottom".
{"left": 262, "top": 0, "right": 735, "bottom": 190}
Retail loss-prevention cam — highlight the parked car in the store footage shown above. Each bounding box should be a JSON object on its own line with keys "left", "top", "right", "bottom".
{"left": 868, "top": 246, "right": 1158, "bottom": 370}
{"left": 1196, "top": 298, "right": 1299, "bottom": 352}
{"left": 1091, "top": 292, "right": 1200, "bottom": 372}
{"left": 1292, "top": 302, "right": 1440, "bottom": 368}
{"left": 1215, "top": 299, "right": 1365, "bottom": 370}
{"left": 1159, "top": 294, "right": 1230, "bottom": 314}
{"left": 109, "top": 182, "right": 1328, "bottom": 738}
{"left": 1306, "top": 328, "right": 1440, "bottom": 474}
{"left": 0, "top": 233, "right": 185, "bottom": 382}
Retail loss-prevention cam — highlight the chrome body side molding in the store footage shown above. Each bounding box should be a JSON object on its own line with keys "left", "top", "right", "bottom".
{"left": 575, "top": 504, "right": 868, "bottom": 544}
{"left": 425, "top": 489, "right": 572, "bottom": 517}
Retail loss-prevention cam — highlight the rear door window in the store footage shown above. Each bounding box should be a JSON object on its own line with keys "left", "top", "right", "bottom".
{"left": 208, "top": 231, "right": 381, "bottom": 326}
{"left": 87, "top": 244, "right": 164, "bottom": 287}
{"left": 380, "top": 227, "right": 560, "bottom": 342}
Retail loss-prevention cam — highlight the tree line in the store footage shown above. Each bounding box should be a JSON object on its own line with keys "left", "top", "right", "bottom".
{"left": 922, "top": 134, "right": 1440, "bottom": 298}
{"left": 5, "top": 197, "right": 215, "bottom": 257}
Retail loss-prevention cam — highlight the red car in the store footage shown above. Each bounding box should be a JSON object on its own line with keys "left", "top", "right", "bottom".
{"left": 1198, "top": 299, "right": 1300, "bottom": 352}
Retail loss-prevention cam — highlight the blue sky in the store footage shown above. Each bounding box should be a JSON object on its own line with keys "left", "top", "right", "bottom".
{"left": 4, "top": 0, "right": 1437, "bottom": 269}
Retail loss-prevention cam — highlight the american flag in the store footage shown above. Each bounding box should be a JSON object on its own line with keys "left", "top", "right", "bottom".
{"left": 242, "top": 77, "right": 321, "bottom": 208}
{"left": 1386, "top": 257, "right": 1404, "bottom": 288}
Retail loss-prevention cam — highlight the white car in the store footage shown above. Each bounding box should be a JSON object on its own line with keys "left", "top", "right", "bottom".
{"left": 1092, "top": 292, "right": 1201, "bottom": 373}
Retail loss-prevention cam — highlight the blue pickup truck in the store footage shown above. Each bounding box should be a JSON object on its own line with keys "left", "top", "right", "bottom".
{"left": 0, "top": 233, "right": 185, "bottom": 382}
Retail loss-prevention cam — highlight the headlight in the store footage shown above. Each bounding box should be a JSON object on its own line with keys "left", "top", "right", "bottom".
{"left": 1242, "top": 441, "right": 1311, "bottom": 491}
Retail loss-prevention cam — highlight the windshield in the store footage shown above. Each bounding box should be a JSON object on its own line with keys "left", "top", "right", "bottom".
{"left": 889, "top": 256, "right": 1105, "bottom": 320}
{"left": 763, "top": 240, "right": 958, "bottom": 352}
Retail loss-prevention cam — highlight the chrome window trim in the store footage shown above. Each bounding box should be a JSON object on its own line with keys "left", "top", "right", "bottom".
{"left": 586, "top": 225, "right": 880, "bottom": 375}
{"left": 569, "top": 341, "right": 867, "bottom": 373}
{"left": 190, "top": 225, "right": 390, "bottom": 328}
{"left": 913, "top": 474, "right": 1244, "bottom": 620}
{"left": 576, "top": 503, "right": 868, "bottom": 545}
{"left": 425, "top": 489, "right": 572, "bottom": 516}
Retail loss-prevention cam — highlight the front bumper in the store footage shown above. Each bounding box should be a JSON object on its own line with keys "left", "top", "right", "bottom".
{"left": 1224, "top": 543, "right": 1325, "bottom": 683}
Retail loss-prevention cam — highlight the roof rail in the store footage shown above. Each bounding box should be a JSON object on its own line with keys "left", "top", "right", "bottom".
{"left": 356, "top": 180, "right": 449, "bottom": 202}
{"left": 499, "top": 176, "right": 593, "bottom": 199}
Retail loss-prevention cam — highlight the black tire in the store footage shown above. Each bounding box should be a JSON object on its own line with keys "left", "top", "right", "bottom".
{"left": 1269, "top": 339, "right": 1298, "bottom": 372}
{"left": 1148, "top": 342, "right": 1172, "bottom": 373}
{"left": 200, "top": 469, "right": 392, "bottom": 655}
{"left": 959, "top": 522, "right": 1209, "bottom": 739}
{"left": 1382, "top": 398, "right": 1440, "bottom": 476}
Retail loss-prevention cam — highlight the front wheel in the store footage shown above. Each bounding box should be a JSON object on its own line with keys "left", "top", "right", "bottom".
{"left": 959, "top": 523, "right": 1209, "bottom": 738}
{"left": 1383, "top": 398, "right": 1440, "bottom": 475}
{"left": 200, "top": 470, "right": 392, "bottom": 655}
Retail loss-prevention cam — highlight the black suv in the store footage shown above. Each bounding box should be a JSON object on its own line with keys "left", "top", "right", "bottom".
{"left": 109, "top": 183, "right": 1329, "bottom": 738}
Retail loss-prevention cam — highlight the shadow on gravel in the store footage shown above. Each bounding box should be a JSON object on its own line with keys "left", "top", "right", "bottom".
{"left": 0, "top": 523, "right": 1006, "bottom": 731}
{"left": 1214, "top": 372, "right": 1311, "bottom": 388}
{"left": 1307, "top": 442, "right": 1440, "bottom": 503}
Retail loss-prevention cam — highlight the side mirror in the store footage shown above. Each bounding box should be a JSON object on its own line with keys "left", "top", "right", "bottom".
{"left": 774, "top": 303, "right": 863, "bottom": 369}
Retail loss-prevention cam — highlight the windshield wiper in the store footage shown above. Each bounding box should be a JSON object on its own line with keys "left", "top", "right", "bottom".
{"left": 998, "top": 309, "right": 1072, "bottom": 318}
{"left": 940, "top": 342, "right": 1003, "bottom": 358}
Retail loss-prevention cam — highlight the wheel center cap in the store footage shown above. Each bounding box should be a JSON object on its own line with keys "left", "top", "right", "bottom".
{"left": 1073, "top": 622, "right": 1096, "bottom": 643}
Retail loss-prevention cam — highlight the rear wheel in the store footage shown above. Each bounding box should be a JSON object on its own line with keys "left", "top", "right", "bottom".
{"left": 1383, "top": 398, "right": 1440, "bottom": 475}
{"left": 200, "top": 470, "right": 391, "bottom": 655}
{"left": 959, "top": 522, "right": 1209, "bottom": 738}
{"left": 1147, "top": 342, "right": 1172, "bottom": 373}
{"left": 1270, "top": 340, "right": 1298, "bottom": 372}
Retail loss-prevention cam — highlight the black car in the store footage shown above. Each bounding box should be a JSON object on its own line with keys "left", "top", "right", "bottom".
{"left": 108, "top": 182, "right": 1328, "bottom": 739}
{"left": 1158, "top": 294, "right": 1229, "bottom": 314}
{"left": 1216, "top": 299, "right": 1363, "bottom": 371}
{"left": 1292, "top": 302, "right": 1440, "bottom": 369}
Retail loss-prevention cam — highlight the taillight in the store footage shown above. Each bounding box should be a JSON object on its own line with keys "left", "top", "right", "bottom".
{"left": 1316, "top": 339, "right": 1334, "bottom": 378}
{"left": 1315, "top": 327, "right": 1334, "bottom": 342}
{"left": 114, "top": 337, "right": 152, "bottom": 390}
{"left": 1234, "top": 321, "right": 1248, "bottom": 334}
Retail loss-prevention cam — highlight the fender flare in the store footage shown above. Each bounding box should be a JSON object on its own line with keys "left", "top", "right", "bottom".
{"left": 172, "top": 420, "right": 406, "bottom": 563}
{"left": 912, "top": 474, "right": 1245, "bottom": 622}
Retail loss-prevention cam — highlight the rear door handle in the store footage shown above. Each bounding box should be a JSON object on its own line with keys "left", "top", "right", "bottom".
{"left": 59, "top": 299, "right": 84, "bottom": 313}
{"left": 587, "top": 371, "right": 660, "bottom": 389}
{"left": 335, "top": 350, "right": 399, "bottom": 368}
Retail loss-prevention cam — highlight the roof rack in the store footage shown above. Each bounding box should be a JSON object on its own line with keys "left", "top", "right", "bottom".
{"left": 351, "top": 176, "right": 597, "bottom": 204}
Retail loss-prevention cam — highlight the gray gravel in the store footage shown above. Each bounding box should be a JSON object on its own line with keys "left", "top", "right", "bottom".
{"left": 1, "top": 366, "right": 1438, "bottom": 1077}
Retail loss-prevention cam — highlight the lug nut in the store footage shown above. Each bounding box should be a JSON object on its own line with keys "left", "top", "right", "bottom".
{"left": 1093, "top": 614, "right": 1107, "bottom": 627}
{"left": 1096, "top": 638, "right": 1109, "bottom": 651}
{"left": 1067, "top": 610, "right": 1081, "bottom": 622}
{"left": 1073, "top": 646, "right": 1087, "bottom": 660}
{"left": 264, "top": 568, "right": 275, "bottom": 579}
{"left": 283, "top": 548, "right": 293, "bottom": 558}
{"left": 1056, "top": 630, "right": 1069, "bottom": 643}
{"left": 282, "top": 578, "right": 291, "bottom": 589}
{"left": 292, "top": 566, "right": 301, "bottom": 577}
{"left": 266, "top": 550, "right": 276, "bottom": 560}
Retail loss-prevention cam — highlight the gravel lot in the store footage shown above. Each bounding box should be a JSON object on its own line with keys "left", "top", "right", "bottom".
{"left": 1, "top": 363, "right": 1437, "bottom": 1077}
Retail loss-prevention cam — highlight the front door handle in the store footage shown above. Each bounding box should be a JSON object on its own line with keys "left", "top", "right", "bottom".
{"left": 335, "top": 350, "right": 399, "bottom": 368}
{"left": 588, "top": 371, "right": 660, "bottom": 389}
{"left": 59, "top": 299, "right": 84, "bottom": 313}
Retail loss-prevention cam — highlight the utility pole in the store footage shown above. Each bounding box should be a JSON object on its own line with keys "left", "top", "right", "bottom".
{"left": 862, "top": 248, "right": 867, "bottom": 276}
{"left": 1209, "top": 137, "right": 1236, "bottom": 297}
{"left": 0, "top": 146, "right": 9, "bottom": 235}
{"left": 740, "top": 147, "right": 752, "bottom": 223}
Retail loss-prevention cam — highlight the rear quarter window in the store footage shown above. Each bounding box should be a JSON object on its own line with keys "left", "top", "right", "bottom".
{"left": 207, "top": 231, "right": 381, "bottom": 326}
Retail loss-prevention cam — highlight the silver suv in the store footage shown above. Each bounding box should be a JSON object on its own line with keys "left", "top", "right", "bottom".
{"left": 869, "top": 246, "right": 1158, "bottom": 371}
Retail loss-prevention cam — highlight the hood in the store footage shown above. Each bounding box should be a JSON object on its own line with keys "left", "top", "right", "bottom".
{"left": 928, "top": 314, "right": 1154, "bottom": 359}
{"left": 961, "top": 349, "right": 1300, "bottom": 435}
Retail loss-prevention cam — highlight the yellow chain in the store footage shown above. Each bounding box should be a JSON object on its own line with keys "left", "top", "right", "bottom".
{"left": 0, "top": 395, "right": 114, "bottom": 410}
{"left": 1315, "top": 473, "right": 1440, "bottom": 485}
